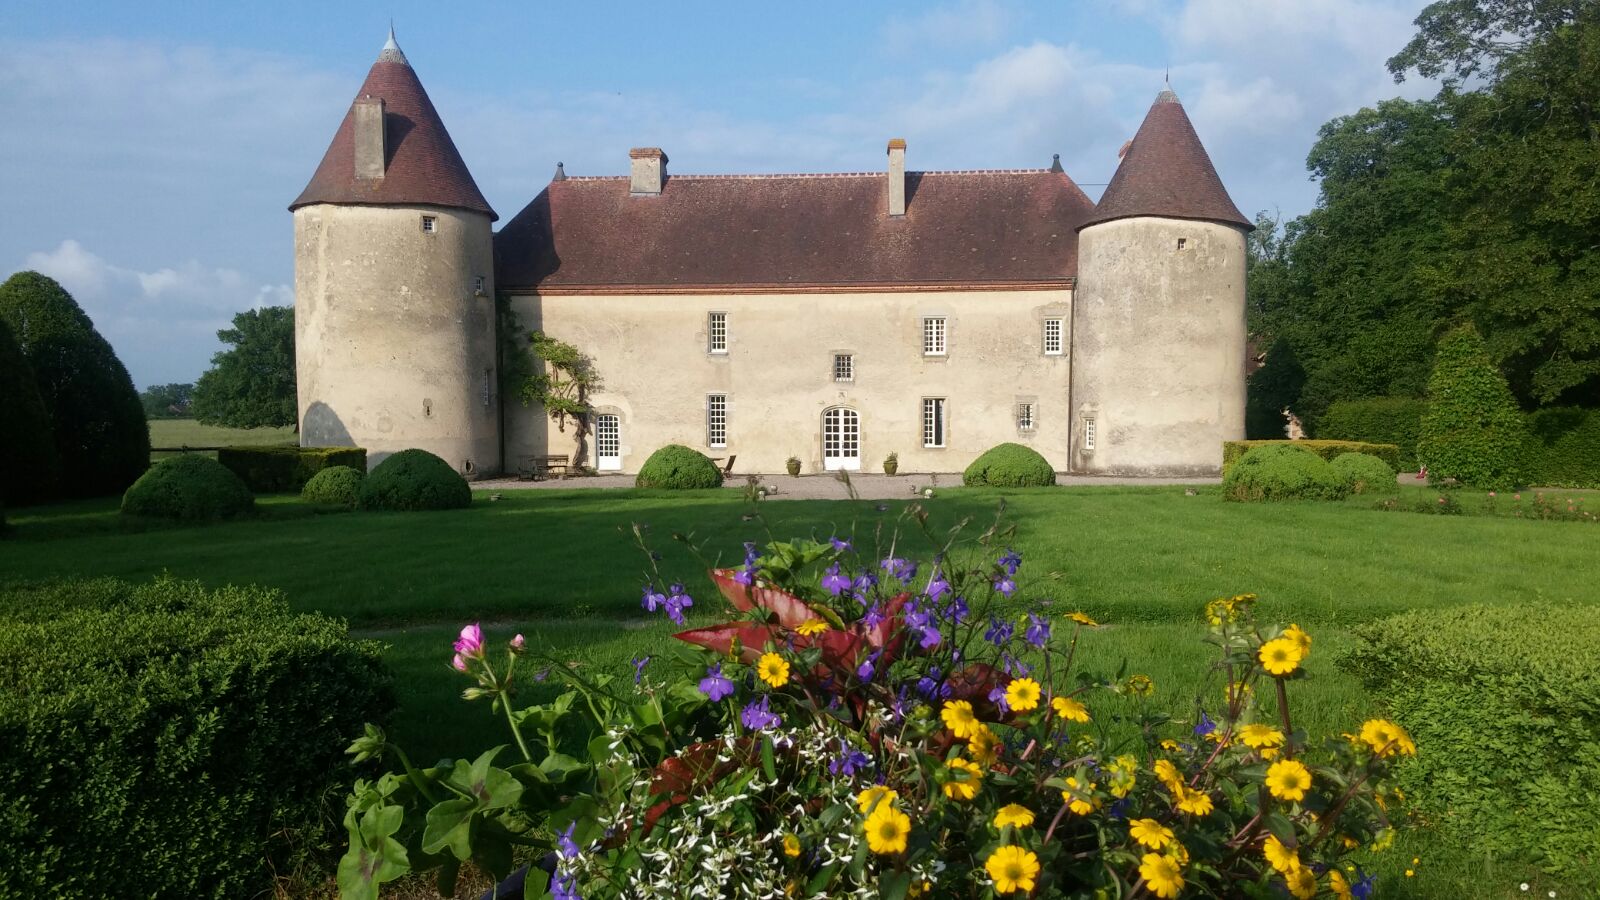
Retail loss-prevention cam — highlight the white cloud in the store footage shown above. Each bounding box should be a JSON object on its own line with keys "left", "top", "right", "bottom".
{"left": 884, "top": 0, "right": 1015, "bottom": 54}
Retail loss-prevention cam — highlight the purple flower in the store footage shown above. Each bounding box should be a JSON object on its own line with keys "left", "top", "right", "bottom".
{"left": 857, "top": 651, "right": 880, "bottom": 681}
{"left": 1024, "top": 613, "right": 1051, "bottom": 649}
{"left": 1194, "top": 712, "right": 1217, "bottom": 738}
{"left": 915, "top": 675, "right": 939, "bottom": 698}
{"left": 829, "top": 741, "right": 872, "bottom": 777}
{"left": 550, "top": 873, "right": 581, "bottom": 900}
{"left": 743, "top": 542, "right": 761, "bottom": 565}
{"left": 862, "top": 604, "right": 886, "bottom": 630}
{"left": 988, "top": 685, "right": 1011, "bottom": 713}
{"left": 924, "top": 572, "right": 950, "bottom": 601}
{"left": 943, "top": 595, "right": 970, "bottom": 624}
{"left": 698, "top": 663, "right": 735, "bottom": 701}
{"left": 830, "top": 537, "right": 852, "bottom": 552}
{"left": 887, "top": 687, "right": 910, "bottom": 722}
{"left": 998, "top": 548, "right": 1023, "bottom": 575}
{"left": 993, "top": 576, "right": 1017, "bottom": 598}
{"left": 1349, "top": 870, "right": 1376, "bottom": 899}
{"left": 631, "top": 655, "right": 650, "bottom": 684}
{"left": 904, "top": 603, "right": 941, "bottom": 650}
{"left": 881, "top": 557, "right": 917, "bottom": 583}
{"left": 852, "top": 573, "right": 878, "bottom": 597}
{"left": 821, "top": 563, "right": 852, "bottom": 596}
{"left": 1001, "top": 653, "right": 1032, "bottom": 677}
{"left": 733, "top": 566, "right": 756, "bottom": 586}
{"left": 557, "top": 822, "right": 580, "bottom": 860}
{"left": 641, "top": 584, "right": 666, "bottom": 613}
{"left": 664, "top": 583, "right": 693, "bottom": 625}
{"left": 740, "top": 695, "right": 782, "bottom": 731}
{"left": 984, "top": 616, "right": 1015, "bottom": 647}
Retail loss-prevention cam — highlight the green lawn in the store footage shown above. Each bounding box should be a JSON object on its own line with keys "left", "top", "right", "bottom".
{"left": 2, "top": 485, "right": 1594, "bottom": 897}
{"left": 148, "top": 417, "right": 296, "bottom": 460}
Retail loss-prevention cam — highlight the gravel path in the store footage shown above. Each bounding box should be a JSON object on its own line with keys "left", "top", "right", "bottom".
{"left": 473, "top": 472, "right": 1221, "bottom": 501}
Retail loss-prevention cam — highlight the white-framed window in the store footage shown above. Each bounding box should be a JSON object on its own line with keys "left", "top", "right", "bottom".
{"left": 1017, "top": 402, "right": 1036, "bottom": 432}
{"left": 421, "top": 215, "right": 437, "bottom": 233}
{"left": 595, "top": 414, "right": 622, "bottom": 470}
{"left": 922, "top": 397, "right": 947, "bottom": 448}
{"left": 1043, "top": 318, "right": 1064, "bottom": 356}
{"left": 922, "top": 317, "right": 947, "bottom": 356}
{"left": 833, "top": 353, "right": 854, "bottom": 382}
{"left": 708, "top": 312, "right": 728, "bottom": 354}
{"left": 707, "top": 393, "right": 727, "bottom": 448}
{"left": 1083, "top": 417, "right": 1097, "bottom": 451}
{"left": 473, "top": 275, "right": 486, "bottom": 295}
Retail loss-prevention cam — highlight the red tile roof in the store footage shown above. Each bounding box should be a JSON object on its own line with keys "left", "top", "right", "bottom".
{"left": 290, "top": 47, "right": 495, "bottom": 220}
{"left": 495, "top": 170, "right": 1095, "bottom": 292}
{"left": 1082, "top": 90, "right": 1250, "bottom": 231}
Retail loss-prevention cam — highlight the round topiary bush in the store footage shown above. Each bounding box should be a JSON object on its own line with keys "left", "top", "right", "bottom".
{"left": 1330, "top": 452, "right": 1396, "bottom": 495}
{"left": 1222, "top": 444, "right": 1349, "bottom": 502}
{"left": 121, "top": 455, "right": 254, "bottom": 521}
{"left": 357, "top": 450, "right": 471, "bottom": 511}
{"left": 301, "top": 465, "right": 364, "bottom": 508}
{"left": 962, "top": 443, "right": 1057, "bottom": 487}
{"left": 635, "top": 444, "right": 723, "bottom": 489}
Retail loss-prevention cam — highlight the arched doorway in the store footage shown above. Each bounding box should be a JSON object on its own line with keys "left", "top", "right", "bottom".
{"left": 822, "top": 407, "right": 860, "bottom": 471}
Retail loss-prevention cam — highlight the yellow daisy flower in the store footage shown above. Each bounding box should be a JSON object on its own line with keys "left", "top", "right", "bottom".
{"left": 756, "top": 652, "right": 791, "bottom": 688}
{"left": 1153, "top": 758, "right": 1185, "bottom": 793}
{"left": 794, "top": 619, "right": 830, "bottom": 637}
{"left": 967, "top": 724, "right": 1000, "bottom": 768}
{"left": 1128, "top": 818, "right": 1174, "bottom": 850}
{"left": 1160, "top": 739, "right": 1182, "bottom": 752}
{"left": 940, "top": 699, "right": 981, "bottom": 738}
{"left": 993, "top": 804, "right": 1035, "bottom": 829}
{"left": 943, "top": 757, "right": 983, "bottom": 801}
{"left": 1174, "top": 785, "right": 1214, "bottom": 816}
{"left": 1061, "top": 776, "right": 1098, "bottom": 815}
{"left": 863, "top": 803, "right": 910, "bottom": 854}
{"left": 1005, "top": 677, "right": 1042, "bottom": 712}
{"left": 1329, "top": 869, "right": 1353, "bottom": 900}
{"left": 1139, "top": 852, "right": 1185, "bottom": 899}
{"left": 782, "top": 833, "right": 801, "bottom": 857}
{"left": 1358, "top": 719, "right": 1417, "bottom": 757}
{"left": 1066, "top": 611, "right": 1099, "bottom": 627}
{"left": 1238, "top": 723, "right": 1286, "bottom": 750}
{"left": 856, "top": 785, "right": 898, "bottom": 814}
{"left": 984, "top": 846, "right": 1040, "bottom": 894}
{"left": 1283, "top": 623, "right": 1312, "bottom": 655}
{"left": 1258, "top": 638, "right": 1303, "bottom": 676}
{"left": 1107, "top": 754, "right": 1138, "bottom": 798}
{"left": 1266, "top": 759, "right": 1313, "bottom": 802}
{"left": 1051, "top": 695, "right": 1091, "bottom": 723}
{"left": 1127, "top": 674, "right": 1155, "bottom": 697}
{"left": 1263, "top": 834, "right": 1298, "bottom": 874}
{"left": 1285, "top": 863, "right": 1318, "bottom": 899}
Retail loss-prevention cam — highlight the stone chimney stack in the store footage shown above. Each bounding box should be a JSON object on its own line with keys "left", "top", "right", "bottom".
{"left": 629, "top": 147, "right": 668, "bottom": 195}
{"left": 887, "top": 138, "right": 907, "bottom": 217}
{"left": 353, "top": 96, "right": 386, "bottom": 180}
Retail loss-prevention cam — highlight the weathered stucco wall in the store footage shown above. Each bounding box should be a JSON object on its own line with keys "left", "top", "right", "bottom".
{"left": 1069, "top": 216, "right": 1246, "bottom": 475}
{"left": 505, "top": 289, "right": 1073, "bottom": 476}
{"left": 294, "top": 203, "right": 501, "bottom": 475}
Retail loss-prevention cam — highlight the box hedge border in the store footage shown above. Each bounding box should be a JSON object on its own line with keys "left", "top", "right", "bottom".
{"left": 218, "top": 445, "right": 367, "bottom": 493}
{"left": 1220, "top": 440, "right": 1399, "bottom": 477}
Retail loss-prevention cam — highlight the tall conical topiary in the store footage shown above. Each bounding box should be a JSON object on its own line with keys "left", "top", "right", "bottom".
{"left": 0, "top": 272, "right": 149, "bottom": 498}
{"left": 1416, "top": 324, "right": 1526, "bottom": 489}
{"left": 0, "top": 317, "right": 59, "bottom": 504}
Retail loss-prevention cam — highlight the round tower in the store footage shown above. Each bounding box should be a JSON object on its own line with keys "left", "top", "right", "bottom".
{"left": 1069, "top": 88, "right": 1251, "bottom": 476}
{"left": 290, "top": 29, "right": 500, "bottom": 476}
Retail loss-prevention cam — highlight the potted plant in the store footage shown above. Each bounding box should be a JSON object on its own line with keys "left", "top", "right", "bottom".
{"left": 883, "top": 452, "right": 899, "bottom": 476}
{"left": 785, "top": 456, "right": 801, "bottom": 477}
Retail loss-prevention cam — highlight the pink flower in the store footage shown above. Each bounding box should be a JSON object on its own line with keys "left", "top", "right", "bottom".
{"left": 452, "top": 653, "right": 469, "bottom": 672}
{"left": 453, "top": 622, "right": 485, "bottom": 659}
{"left": 510, "top": 633, "right": 526, "bottom": 653}
{"left": 1488, "top": 491, "right": 1496, "bottom": 498}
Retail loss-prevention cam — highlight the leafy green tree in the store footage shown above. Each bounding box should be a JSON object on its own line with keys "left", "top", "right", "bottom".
{"left": 140, "top": 382, "right": 194, "bottom": 419}
{"left": 514, "top": 330, "right": 600, "bottom": 469}
{"left": 1387, "top": 0, "right": 1591, "bottom": 85}
{"left": 0, "top": 271, "right": 148, "bottom": 498}
{"left": 1245, "top": 338, "right": 1308, "bottom": 439}
{"left": 191, "top": 306, "right": 297, "bottom": 429}
{"left": 0, "top": 316, "right": 59, "bottom": 504}
{"left": 1417, "top": 324, "right": 1528, "bottom": 488}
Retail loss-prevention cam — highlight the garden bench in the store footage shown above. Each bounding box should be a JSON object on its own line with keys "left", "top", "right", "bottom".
{"left": 517, "top": 454, "right": 571, "bottom": 481}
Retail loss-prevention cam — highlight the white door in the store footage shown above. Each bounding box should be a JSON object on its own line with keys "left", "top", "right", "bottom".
{"left": 822, "top": 407, "right": 860, "bottom": 471}
{"left": 595, "top": 414, "right": 621, "bottom": 471}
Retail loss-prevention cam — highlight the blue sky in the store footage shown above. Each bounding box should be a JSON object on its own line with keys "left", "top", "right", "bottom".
{"left": 1, "top": 0, "right": 1435, "bottom": 388}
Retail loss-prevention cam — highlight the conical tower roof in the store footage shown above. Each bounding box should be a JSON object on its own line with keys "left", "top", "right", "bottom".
{"left": 1080, "top": 89, "right": 1248, "bottom": 230}
{"left": 290, "top": 30, "right": 496, "bottom": 220}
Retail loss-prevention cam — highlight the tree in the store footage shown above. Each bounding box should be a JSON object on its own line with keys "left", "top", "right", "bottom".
{"left": 0, "top": 316, "right": 59, "bottom": 504}
{"left": 0, "top": 271, "right": 148, "bottom": 498}
{"left": 1416, "top": 324, "right": 1528, "bottom": 488}
{"left": 190, "top": 306, "right": 297, "bottom": 429}
{"left": 140, "top": 383, "right": 194, "bottom": 419}
{"left": 1245, "top": 338, "right": 1308, "bottom": 439}
{"left": 515, "top": 330, "right": 600, "bottom": 470}
{"left": 1387, "top": 0, "right": 1592, "bottom": 85}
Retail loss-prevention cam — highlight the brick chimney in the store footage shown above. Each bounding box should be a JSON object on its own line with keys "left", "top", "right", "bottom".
{"left": 353, "top": 96, "right": 386, "bottom": 180}
{"left": 629, "top": 147, "right": 668, "bottom": 196}
{"left": 887, "top": 138, "right": 907, "bottom": 216}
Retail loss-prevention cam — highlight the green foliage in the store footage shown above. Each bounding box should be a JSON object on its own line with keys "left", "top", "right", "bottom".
{"left": 1221, "top": 439, "right": 1400, "bottom": 475}
{"left": 1341, "top": 603, "right": 1600, "bottom": 882}
{"left": 0, "top": 316, "right": 58, "bottom": 505}
{"left": 1318, "top": 398, "right": 1428, "bottom": 471}
{"left": 303, "top": 465, "right": 365, "bottom": 508}
{"left": 635, "top": 444, "right": 722, "bottom": 489}
{"left": 140, "top": 382, "right": 194, "bottom": 419}
{"left": 1522, "top": 407, "right": 1600, "bottom": 488}
{"left": 961, "top": 443, "right": 1057, "bottom": 487}
{"left": 513, "top": 324, "right": 601, "bottom": 469}
{"left": 1244, "top": 337, "right": 1307, "bottom": 439}
{"left": 190, "top": 306, "right": 297, "bottom": 429}
{"left": 1222, "top": 444, "right": 1351, "bottom": 502}
{"left": 358, "top": 450, "right": 471, "bottom": 512}
{"left": 0, "top": 575, "right": 393, "bottom": 898}
{"left": 121, "top": 454, "right": 255, "bottom": 521}
{"left": 1329, "top": 452, "right": 1397, "bottom": 495}
{"left": 1387, "top": 0, "right": 1590, "bottom": 85}
{"left": 0, "top": 271, "right": 149, "bottom": 498}
{"left": 1417, "top": 325, "right": 1528, "bottom": 488}
{"left": 218, "top": 445, "right": 367, "bottom": 493}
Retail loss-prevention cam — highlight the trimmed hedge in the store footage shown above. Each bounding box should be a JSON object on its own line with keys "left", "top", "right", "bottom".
{"left": 358, "top": 449, "right": 471, "bottom": 511}
{"left": 1222, "top": 444, "right": 1349, "bottom": 502}
{"left": 218, "top": 445, "right": 367, "bottom": 493}
{"left": 301, "top": 465, "right": 364, "bottom": 508}
{"left": 635, "top": 444, "right": 723, "bottom": 489}
{"left": 1318, "top": 398, "right": 1427, "bottom": 472}
{"left": 121, "top": 454, "right": 255, "bottom": 521}
{"left": 1416, "top": 325, "right": 1526, "bottom": 490}
{"left": 1340, "top": 605, "right": 1600, "bottom": 883}
{"left": 1221, "top": 439, "right": 1399, "bottom": 476}
{"left": 1523, "top": 407, "right": 1600, "bottom": 489}
{"left": 0, "top": 576, "right": 393, "bottom": 898}
{"left": 1329, "top": 452, "right": 1396, "bottom": 495}
{"left": 962, "top": 443, "right": 1057, "bottom": 487}
{"left": 0, "top": 316, "right": 58, "bottom": 505}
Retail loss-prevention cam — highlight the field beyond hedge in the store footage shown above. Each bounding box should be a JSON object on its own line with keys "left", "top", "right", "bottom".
{"left": 3, "top": 484, "right": 1598, "bottom": 897}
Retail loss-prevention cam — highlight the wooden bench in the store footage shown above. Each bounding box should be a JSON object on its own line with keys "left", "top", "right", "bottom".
{"left": 719, "top": 454, "right": 737, "bottom": 481}
{"left": 517, "top": 454, "right": 571, "bottom": 481}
